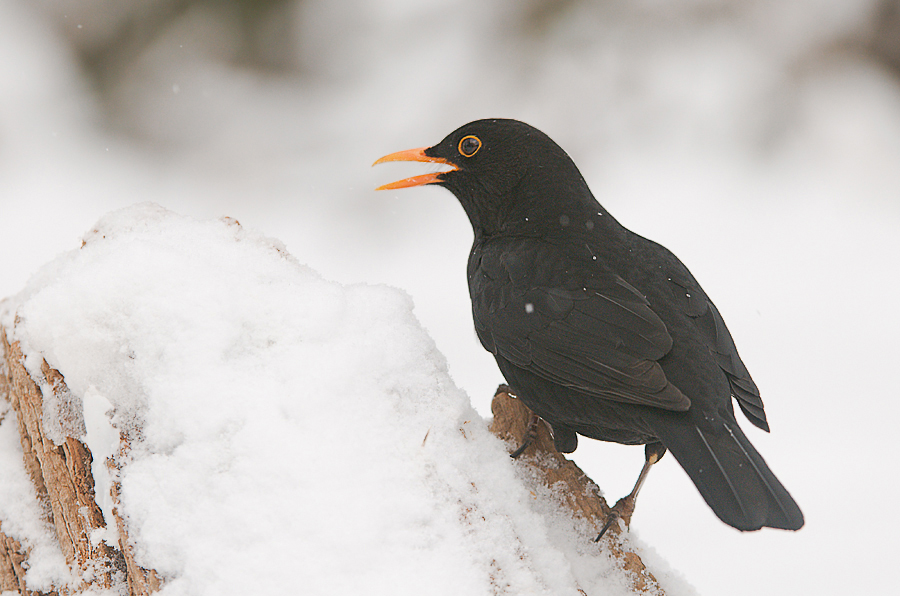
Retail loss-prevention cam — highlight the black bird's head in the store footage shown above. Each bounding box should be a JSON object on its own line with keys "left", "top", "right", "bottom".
{"left": 374, "top": 119, "right": 598, "bottom": 236}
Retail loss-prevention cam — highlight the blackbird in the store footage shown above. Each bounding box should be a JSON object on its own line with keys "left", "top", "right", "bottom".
{"left": 374, "top": 119, "right": 803, "bottom": 534}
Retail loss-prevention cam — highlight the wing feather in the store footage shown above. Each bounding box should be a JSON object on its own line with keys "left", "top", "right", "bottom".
{"left": 470, "top": 238, "right": 690, "bottom": 412}
{"left": 667, "top": 275, "right": 769, "bottom": 431}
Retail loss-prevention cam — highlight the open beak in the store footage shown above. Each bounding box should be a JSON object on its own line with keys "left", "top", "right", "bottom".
{"left": 372, "top": 147, "right": 458, "bottom": 190}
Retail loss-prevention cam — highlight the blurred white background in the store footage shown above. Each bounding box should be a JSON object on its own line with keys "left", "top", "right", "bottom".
{"left": 2, "top": 0, "right": 899, "bottom": 593}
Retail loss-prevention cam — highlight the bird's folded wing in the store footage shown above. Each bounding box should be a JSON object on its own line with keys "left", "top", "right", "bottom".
{"left": 666, "top": 275, "right": 768, "bottom": 430}
{"left": 471, "top": 240, "right": 690, "bottom": 411}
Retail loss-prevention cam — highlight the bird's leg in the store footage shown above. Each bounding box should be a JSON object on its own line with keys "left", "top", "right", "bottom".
{"left": 510, "top": 412, "right": 541, "bottom": 459}
{"left": 595, "top": 442, "right": 667, "bottom": 541}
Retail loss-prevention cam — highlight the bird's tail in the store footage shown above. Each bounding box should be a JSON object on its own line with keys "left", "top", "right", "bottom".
{"left": 646, "top": 413, "right": 804, "bottom": 531}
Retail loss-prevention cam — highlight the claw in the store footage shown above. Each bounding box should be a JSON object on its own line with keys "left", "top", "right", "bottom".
{"left": 495, "top": 384, "right": 513, "bottom": 397}
{"left": 594, "top": 515, "right": 618, "bottom": 542}
{"left": 510, "top": 412, "right": 540, "bottom": 458}
{"left": 594, "top": 494, "right": 637, "bottom": 541}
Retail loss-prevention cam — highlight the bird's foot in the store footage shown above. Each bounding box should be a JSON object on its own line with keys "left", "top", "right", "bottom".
{"left": 509, "top": 412, "right": 540, "bottom": 459}
{"left": 494, "top": 384, "right": 514, "bottom": 397}
{"left": 594, "top": 494, "right": 637, "bottom": 542}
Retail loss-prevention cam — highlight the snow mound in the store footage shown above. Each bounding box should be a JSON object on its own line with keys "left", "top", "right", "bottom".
{"left": 1, "top": 204, "right": 682, "bottom": 595}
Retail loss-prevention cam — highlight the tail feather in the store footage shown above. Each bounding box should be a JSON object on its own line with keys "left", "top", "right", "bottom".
{"left": 648, "top": 413, "right": 804, "bottom": 531}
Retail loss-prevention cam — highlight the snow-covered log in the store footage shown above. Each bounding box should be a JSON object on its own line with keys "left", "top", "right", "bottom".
{"left": 0, "top": 204, "right": 680, "bottom": 596}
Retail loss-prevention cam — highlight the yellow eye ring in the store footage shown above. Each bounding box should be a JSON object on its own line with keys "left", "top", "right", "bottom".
{"left": 458, "top": 135, "right": 482, "bottom": 157}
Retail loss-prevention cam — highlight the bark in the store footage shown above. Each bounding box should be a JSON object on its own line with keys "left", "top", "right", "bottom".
{"left": 489, "top": 387, "right": 664, "bottom": 595}
{"left": 0, "top": 328, "right": 158, "bottom": 595}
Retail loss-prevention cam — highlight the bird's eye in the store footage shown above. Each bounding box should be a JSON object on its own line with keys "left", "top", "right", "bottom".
{"left": 458, "top": 135, "right": 482, "bottom": 157}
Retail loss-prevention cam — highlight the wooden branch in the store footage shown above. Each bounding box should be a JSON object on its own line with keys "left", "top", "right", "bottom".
{"left": 489, "top": 387, "right": 664, "bottom": 595}
{"left": 0, "top": 327, "right": 159, "bottom": 595}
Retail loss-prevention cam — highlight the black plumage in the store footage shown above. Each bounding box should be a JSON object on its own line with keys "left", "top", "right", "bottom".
{"left": 374, "top": 118, "right": 803, "bottom": 533}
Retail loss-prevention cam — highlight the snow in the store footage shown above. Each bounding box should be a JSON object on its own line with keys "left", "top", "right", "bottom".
{"left": 82, "top": 386, "right": 119, "bottom": 549}
{"left": 1, "top": 0, "right": 899, "bottom": 594}
{"left": 1, "top": 205, "right": 679, "bottom": 595}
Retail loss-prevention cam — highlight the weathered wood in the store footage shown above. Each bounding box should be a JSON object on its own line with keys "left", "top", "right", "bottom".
{"left": 0, "top": 327, "right": 159, "bottom": 595}
{"left": 489, "top": 387, "right": 664, "bottom": 595}
{"left": 3, "top": 334, "right": 121, "bottom": 588}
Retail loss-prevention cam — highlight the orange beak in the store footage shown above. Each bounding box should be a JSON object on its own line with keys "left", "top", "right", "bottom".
{"left": 372, "top": 147, "right": 458, "bottom": 190}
